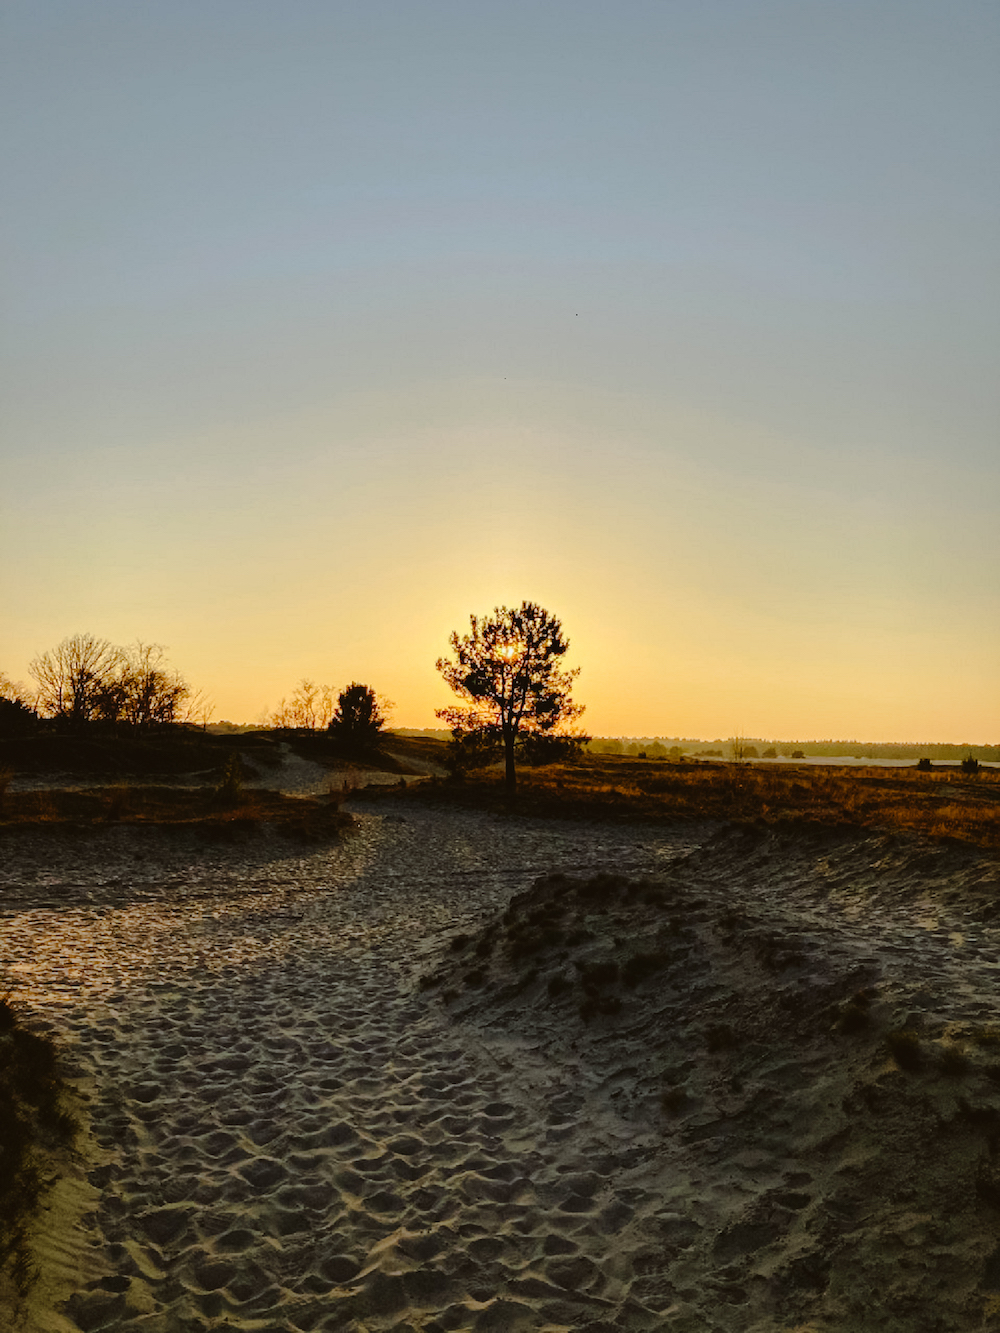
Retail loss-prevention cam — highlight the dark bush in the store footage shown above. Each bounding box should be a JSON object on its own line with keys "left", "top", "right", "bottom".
{"left": 622, "top": 950, "right": 669, "bottom": 988}
{"left": 578, "top": 960, "right": 619, "bottom": 988}
{"left": 886, "top": 1029, "right": 922, "bottom": 1071}
{"left": 0, "top": 698, "right": 37, "bottom": 739}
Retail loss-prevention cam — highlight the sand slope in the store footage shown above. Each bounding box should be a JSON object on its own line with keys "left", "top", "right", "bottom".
{"left": 1, "top": 808, "right": 999, "bottom": 1330}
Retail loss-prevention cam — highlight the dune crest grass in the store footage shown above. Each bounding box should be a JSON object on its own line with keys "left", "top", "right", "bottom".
{"left": 0, "top": 784, "right": 353, "bottom": 840}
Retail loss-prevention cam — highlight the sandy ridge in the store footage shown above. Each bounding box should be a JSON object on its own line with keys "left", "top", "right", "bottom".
{"left": 0, "top": 804, "right": 698, "bottom": 1332}
{"left": 2, "top": 804, "right": 1000, "bottom": 1330}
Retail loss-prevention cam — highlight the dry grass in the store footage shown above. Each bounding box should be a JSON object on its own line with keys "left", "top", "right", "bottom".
{"left": 0, "top": 785, "right": 353, "bottom": 840}
{"left": 382, "top": 755, "right": 1000, "bottom": 850}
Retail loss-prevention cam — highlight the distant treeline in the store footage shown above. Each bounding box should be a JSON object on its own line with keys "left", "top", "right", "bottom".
{"left": 351, "top": 730, "right": 1000, "bottom": 762}
{"left": 588, "top": 737, "right": 1000, "bottom": 762}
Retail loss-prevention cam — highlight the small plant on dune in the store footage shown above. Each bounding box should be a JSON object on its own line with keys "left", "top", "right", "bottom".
{"left": 577, "top": 960, "right": 619, "bottom": 989}
{"left": 961, "top": 754, "right": 980, "bottom": 775}
{"left": 660, "top": 1086, "right": 688, "bottom": 1116}
{"left": 835, "top": 988, "right": 876, "bottom": 1035}
{"left": 939, "top": 1041, "right": 970, "bottom": 1076}
{"left": 327, "top": 774, "right": 359, "bottom": 808}
{"left": 213, "top": 753, "right": 244, "bottom": 807}
{"left": 579, "top": 994, "right": 622, "bottom": 1023}
{"left": 621, "top": 950, "right": 669, "bottom": 989}
{"left": 105, "top": 781, "right": 131, "bottom": 821}
{"left": 886, "top": 1029, "right": 923, "bottom": 1072}
{"left": 705, "top": 1023, "right": 737, "bottom": 1053}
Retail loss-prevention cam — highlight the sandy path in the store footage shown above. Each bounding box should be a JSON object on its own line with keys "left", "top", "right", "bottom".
{"left": 0, "top": 805, "right": 701, "bottom": 1332}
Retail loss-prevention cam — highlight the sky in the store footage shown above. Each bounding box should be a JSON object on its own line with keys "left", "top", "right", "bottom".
{"left": 1, "top": 1, "right": 998, "bottom": 740}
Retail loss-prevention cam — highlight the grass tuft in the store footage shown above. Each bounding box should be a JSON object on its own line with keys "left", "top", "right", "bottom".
{"left": 939, "top": 1041, "right": 970, "bottom": 1076}
{"left": 660, "top": 1086, "right": 688, "bottom": 1115}
{"left": 886, "top": 1029, "right": 923, "bottom": 1072}
{"left": 706, "top": 1023, "right": 738, "bottom": 1053}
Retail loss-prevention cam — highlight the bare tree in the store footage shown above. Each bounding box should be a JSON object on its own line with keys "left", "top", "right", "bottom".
{"left": 436, "top": 602, "right": 584, "bottom": 793}
{"left": 183, "top": 689, "right": 215, "bottom": 730}
{"left": 29, "top": 634, "right": 192, "bottom": 730}
{"left": 0, "top": 671, "right": 33, "bottom": 707}
{"left": 269, "top": 679, "right": 338, "bottom": 730}
{"left": 118, "top": 642, "right": 191, "bottom": 728}
{"left": 30, "top": 633, "right": 123, "bottom": 727}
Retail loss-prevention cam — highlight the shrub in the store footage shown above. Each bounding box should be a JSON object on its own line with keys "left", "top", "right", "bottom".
{"left": 706, "top": 1023, "right": 737, "bottom": 1052}
{"left": 579, "top": 994, "right": 622, "bottom": 1022}
{"left": 213, "top": 753, "right": 244, "bottom": 807}
{"left": 886, "top": 1029, "right": 922, "bottom": 1071}
{"left": 939, "top": 1042, "right": 969, "bottom": 1076}
{"left": 518, "top": 731, "right": 590, "bottom": 767}
{"left": 660, "top": 1087, "right": 687, "bottom": 1115}
{"left": 327, "top": 683, "right": 389, "bottom": 756}
{"left": 621, "top": 951, "right": 669, "bottom": 989}
{"left": 836, "top": 992, "right": 872, "bottom": 1034}
{"left": 0, "top": 698, "right": 36, "bottom": 739}
{"left": 961, "top": 754, "right": 980, "bottom": 775}
{"left": 578, "top": 960, "right": 619, "bottom": 988}
{"left": 105, "top": 782, "right": 131, "bottom": 821}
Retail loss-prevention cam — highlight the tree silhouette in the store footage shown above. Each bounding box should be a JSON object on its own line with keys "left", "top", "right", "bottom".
{"left": 436, "top": 602, "right": 584, "bottom": 793}
{"left": 30, "top": 633, "right": 123, "bottom": 728}
{"left": 327, "top": 683, "right": 388, "bottom": 755}
{"left": 29, "top": 635, "right": 190, "bottom": 730}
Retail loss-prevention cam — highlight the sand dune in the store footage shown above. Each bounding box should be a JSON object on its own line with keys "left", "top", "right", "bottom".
{"left": 1, "top": 803, "right": 999, "bottom": 1330}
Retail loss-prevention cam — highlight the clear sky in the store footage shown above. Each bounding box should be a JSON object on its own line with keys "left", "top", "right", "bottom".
{"left": 2, "top": 1, "right": 998, "bottom": 740}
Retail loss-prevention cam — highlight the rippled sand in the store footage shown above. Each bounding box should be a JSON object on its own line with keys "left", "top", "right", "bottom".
{"left": 6, "top": 789, "right": 1000, "bottom": 1332}
{"left": 0, "top": 802, "right": 695, "bottom": 1332}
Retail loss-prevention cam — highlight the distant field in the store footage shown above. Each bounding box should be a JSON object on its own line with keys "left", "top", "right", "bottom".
{"left": 375, "top": 751, "right": 1000, "bottom": 850}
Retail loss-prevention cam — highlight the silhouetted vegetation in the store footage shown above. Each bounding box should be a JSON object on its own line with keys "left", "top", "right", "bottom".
{"left": 0, "top": 697, "right": 37, "bottom": 739}
{"left": 0, "top": 997, "right": 78, "bottom": 1299}
{"left": 29, "top": 634, "right": 193, "bottom": 731}
{"left": 327, "top": 682, "right": 390, "bottom": 755}
{"left": 268, "top": 678, "right": 337, "bottom": 730}
{"left": 437, "top": 602, "right": 586, "bottom": 793}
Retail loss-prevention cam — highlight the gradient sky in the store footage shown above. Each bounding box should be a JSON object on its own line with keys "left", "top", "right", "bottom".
{"left": 2, "top": 1, "right": 998, "bottom": 739}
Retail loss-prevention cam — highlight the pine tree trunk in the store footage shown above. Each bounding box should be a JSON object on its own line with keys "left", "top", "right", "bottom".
{"left": 504, "top": 730, "right": 517, "bottom": 792}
